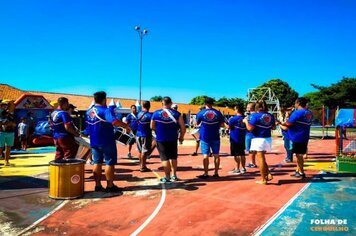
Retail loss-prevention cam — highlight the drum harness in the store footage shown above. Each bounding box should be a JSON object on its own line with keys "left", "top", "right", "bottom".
{"left": 162, "top": 108, "right": 177, "bottom": 124}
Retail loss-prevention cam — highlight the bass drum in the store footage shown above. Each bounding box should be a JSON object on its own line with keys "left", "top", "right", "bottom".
{"left": 114, "top": 127, "right": 135, "bottom": 146}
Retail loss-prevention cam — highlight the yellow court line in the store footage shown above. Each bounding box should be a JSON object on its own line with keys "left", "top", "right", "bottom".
{"left": 304, "top": 160, "right": 336, "bottom": 172}
{"left": 0, "top": 153, "right": 54, "bottom": 177}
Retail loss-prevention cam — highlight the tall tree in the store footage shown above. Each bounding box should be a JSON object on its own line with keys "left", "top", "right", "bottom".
{"left": 250, "top": 78, "right": 299, "bottom": 109}
{"left": 310, "top": 77, "right": 356, "bottom": 109}
{"left": 215, "top": 97, "right": 246, "bottom": 108}
{"left": 189, "top": 95, "right": 209, "bottom": 105}
{"left": 150, "top": 95, "right": 163, "bottom": 102}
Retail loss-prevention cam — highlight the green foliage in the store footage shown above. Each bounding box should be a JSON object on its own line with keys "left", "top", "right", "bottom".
{"left": 310, "top": 77, "right": 356, "bottom": 109}
{"left": 150, "top": 95, "right": 163, "bottom": 102}
{"left": 189, "top": 95, "right": 208, "bottom": 105}
{"left": 190, "top": 95, "right": 246, "bottom": 108}
{"left": 215, "top": 97, "right": 246, "bottom": 108}
{"left": 252, "top": 78, "right": 299, "bottom": 109}
{"left": 303, "top": 92, "right": 324, "bottom": 110}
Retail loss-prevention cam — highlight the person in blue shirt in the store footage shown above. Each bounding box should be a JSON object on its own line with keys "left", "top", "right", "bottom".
{"left": 228, "top": 104, "right": 247, "bottom": 174}
{"left": 86, "top": 91, "right": 130, "bottom": 193}
{"left": 125, "top": 105, "right": 138, "bottom": 158}
{"left": 244, "top": 100, "right": 275, "bottom": 185}
{"left": 279, "top": 108, "right": 293, "bottom": 163}
{"left": 151, "top": 96, "right": 186, "bottom": 183}
{"left": 280, "top": 97, "right": 312, "bottom": 179}
{"left": 245, "top": 102, "right": 257, "bottom": 168}
{"left": 50, "top": 97, "right": 80, "bottom": 160}
{"left": 136, "top": 101, "right": 153, "bottom": 172}
{"left": 196, "top": 97, "right": 225, "bottom": 179}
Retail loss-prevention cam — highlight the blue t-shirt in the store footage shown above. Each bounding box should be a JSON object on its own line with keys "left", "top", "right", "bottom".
{"left": 249, "top": 112, "right": 275, "bottom": 138}
{"left": 51, "top": 110, "right": 73, "bottom": 139}
{"left": 229, "top": 115, "right": 246, "bottom": 144}
{"left": 152, "top": 108, "right": 180, "bottom": 142}
{"left": 245, "top": 113, "right": 254, "bottom": 138}
{"left": 196, "top": 108, "right": 224, "bottom": 142}
{"left": 85, "top": 105, "right": 118, "bottom": 148}
{"left": 287, "top": 109, "right": 312, "bottom": 143}
{"left": 126, "top": 113, "right": 138, "bottom": 131}
{"left": 136, "top": 111, "right": 153, "bottom": 137}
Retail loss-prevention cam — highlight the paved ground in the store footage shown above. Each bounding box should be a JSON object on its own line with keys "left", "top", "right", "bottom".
{"left": 0, "top": 135, "right": 355, "bottom": 236}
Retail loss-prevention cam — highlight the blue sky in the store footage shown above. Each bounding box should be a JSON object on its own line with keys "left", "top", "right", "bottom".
{"left": 1, "top": 0, "right": 355, "bottom": 103}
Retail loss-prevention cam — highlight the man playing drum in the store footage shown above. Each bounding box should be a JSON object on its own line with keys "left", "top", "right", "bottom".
{"left": 86, "top": 91, "right": 130, "bottom": 192}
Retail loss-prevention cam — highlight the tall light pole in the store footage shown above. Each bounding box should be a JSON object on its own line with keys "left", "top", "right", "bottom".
{"left": 134, "top": 26, "right": 148, "bottom": 105}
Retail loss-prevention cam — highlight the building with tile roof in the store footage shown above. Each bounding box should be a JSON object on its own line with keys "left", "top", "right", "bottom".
{"left": 0, "top": 83, "right": 235, "bottom": 115}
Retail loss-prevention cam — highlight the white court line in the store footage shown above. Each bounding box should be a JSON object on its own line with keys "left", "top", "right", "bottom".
{"left": 17, "top": 200, "right": 68, "bottom": 236}
{"left": 130, "top": 171, "right": 166, "bottom": 236}
{"left": 252, "top": 172, "right": 319, "bottom": 236}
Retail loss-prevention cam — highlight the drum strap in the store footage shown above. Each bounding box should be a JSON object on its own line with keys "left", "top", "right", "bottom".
{"left": 130, "top": 113, "right": 137, "bottom": 119}
{"left": 163, "top": 108, "right": 177, "bottom": 123}
{"left": 137, "top": 112, "right": 147, "bottom": 123}
{"left": 92, "top": 108, "right": 109, "bottom": 123}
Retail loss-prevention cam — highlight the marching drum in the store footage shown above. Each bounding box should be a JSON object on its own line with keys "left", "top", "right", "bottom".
{"left": 191, "top": 128, "right": 200, "bottom": 140}
{"left": 115, "top": 127, "right": 135, "bottom": 146}
{"left": 75, "top": 137, "right": 92, "bottom": 161}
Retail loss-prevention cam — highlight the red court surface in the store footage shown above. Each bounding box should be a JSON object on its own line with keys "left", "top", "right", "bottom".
{"left": 28, "top": 136, "right": 333, "bottom": 236}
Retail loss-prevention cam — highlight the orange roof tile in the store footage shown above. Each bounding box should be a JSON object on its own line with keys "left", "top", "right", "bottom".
{"left": 0, "top": 84, "right": 234, "bottom": 115}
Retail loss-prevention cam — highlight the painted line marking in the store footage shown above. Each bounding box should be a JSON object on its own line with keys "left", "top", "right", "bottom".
{"left": 130, "top": 170, "right": 166, "bottom": 236}
{"left": 17, "top": 200, "right": 68, "bottom": 236}
{"left": 252, "top": 171, "right": 321, "bottom": 236}
{"left": 252, "top": 183, "right": 311, "bottom": 236}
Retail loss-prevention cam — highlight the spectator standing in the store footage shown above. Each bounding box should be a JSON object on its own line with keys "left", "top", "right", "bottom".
{"left": 18, "top": 117, "right": 29, "bottom": 151}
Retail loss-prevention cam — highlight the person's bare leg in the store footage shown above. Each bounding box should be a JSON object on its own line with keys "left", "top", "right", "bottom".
{"left": 105, "top": 165, "right": 115, "bottom": 188}
{"left": 5, "top": 146, "right": 11, "bottom": 165}
{"left": 241, "top": 155, "right": 246, "bottom": 169}
{"left": 251, "top": 152, "right": 257, "bottom": 165}
{"left": 170, "top": 159, "right": 177, "bottom": 177}
{"left": 141, "top": 152, "right": 148, "bottom": 169}
{"left": 138, "top": 152, "right": 143, "bottom": 168}
{"left": 93, "top": 164, "right": 103, "bottom": 187}
{"left": 234, "top": 156, "right": 240, "bottom": 170}
{"left": 256, "top": 152, "right": 267, "bottom": 184}
{"left": 128, "top": 144, "right": 133, "bottom": 157}
{"left": 213, "top": 154, "right": 220, "bottom": 175}
{"left": 296, "top": 154, "right": 304, "bottom": 174}
{"left": 202, "top": 154, "right": 209, "bottom": 175}
{"left": 162, "top": 160, "right": 171, "bottom": 178}
{"left": 195, "top": 140, "right": 199, "bottom": 153}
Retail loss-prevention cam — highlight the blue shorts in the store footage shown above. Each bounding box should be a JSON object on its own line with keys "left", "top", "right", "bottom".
{"left": 200, "top": 140, "right": 220, "bottom": 155}
{"left": 245, "top": 134, "right": 253, "bottom": 152}
{"left": 0, "top": 132, "right": 15, "bottom": 147}
{"left": 91, "top": 145, "right": 117, "bottom": 166}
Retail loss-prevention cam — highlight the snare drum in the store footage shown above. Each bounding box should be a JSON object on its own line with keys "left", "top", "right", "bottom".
{"left": 115, "top": 128, "right": 135, "bottom": 146}
{"left": 75, "top": 137, "right": 92, "bottom": 161}
{"left": 191, "top": 128, "right": 200, "bottom": 140}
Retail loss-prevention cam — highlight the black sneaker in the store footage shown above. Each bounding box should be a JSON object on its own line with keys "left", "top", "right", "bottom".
{"left": 212, "top": 173, "right": 220, "bottom": 178}
{"left": 192, "top": 152, "right": 198, "bottom": 156}
{"left": 106, "top": 185, "right": 123, "bottom": 193}
{"left": 197, "top": 174, "right": 209, "bottom": 179}
{"left": 140, "top": 167, "right": 151, "bottom": 172}
{"left": 94, "top": 185, "right": 106, "bottom": 192}
{"left": 300, "top": 173, "right": 306, "bottom": 179}
{"left": 290, "top": 172, "right": 302, "bottom": 178}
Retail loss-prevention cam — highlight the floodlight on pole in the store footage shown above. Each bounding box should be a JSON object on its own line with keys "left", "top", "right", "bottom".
{"left": 134, "top": 26, "right": 148, "bottom": 105}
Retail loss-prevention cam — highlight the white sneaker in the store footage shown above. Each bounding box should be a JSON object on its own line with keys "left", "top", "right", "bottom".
{"left": 230, "top": 169, "right": 241, "bottom": 175}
